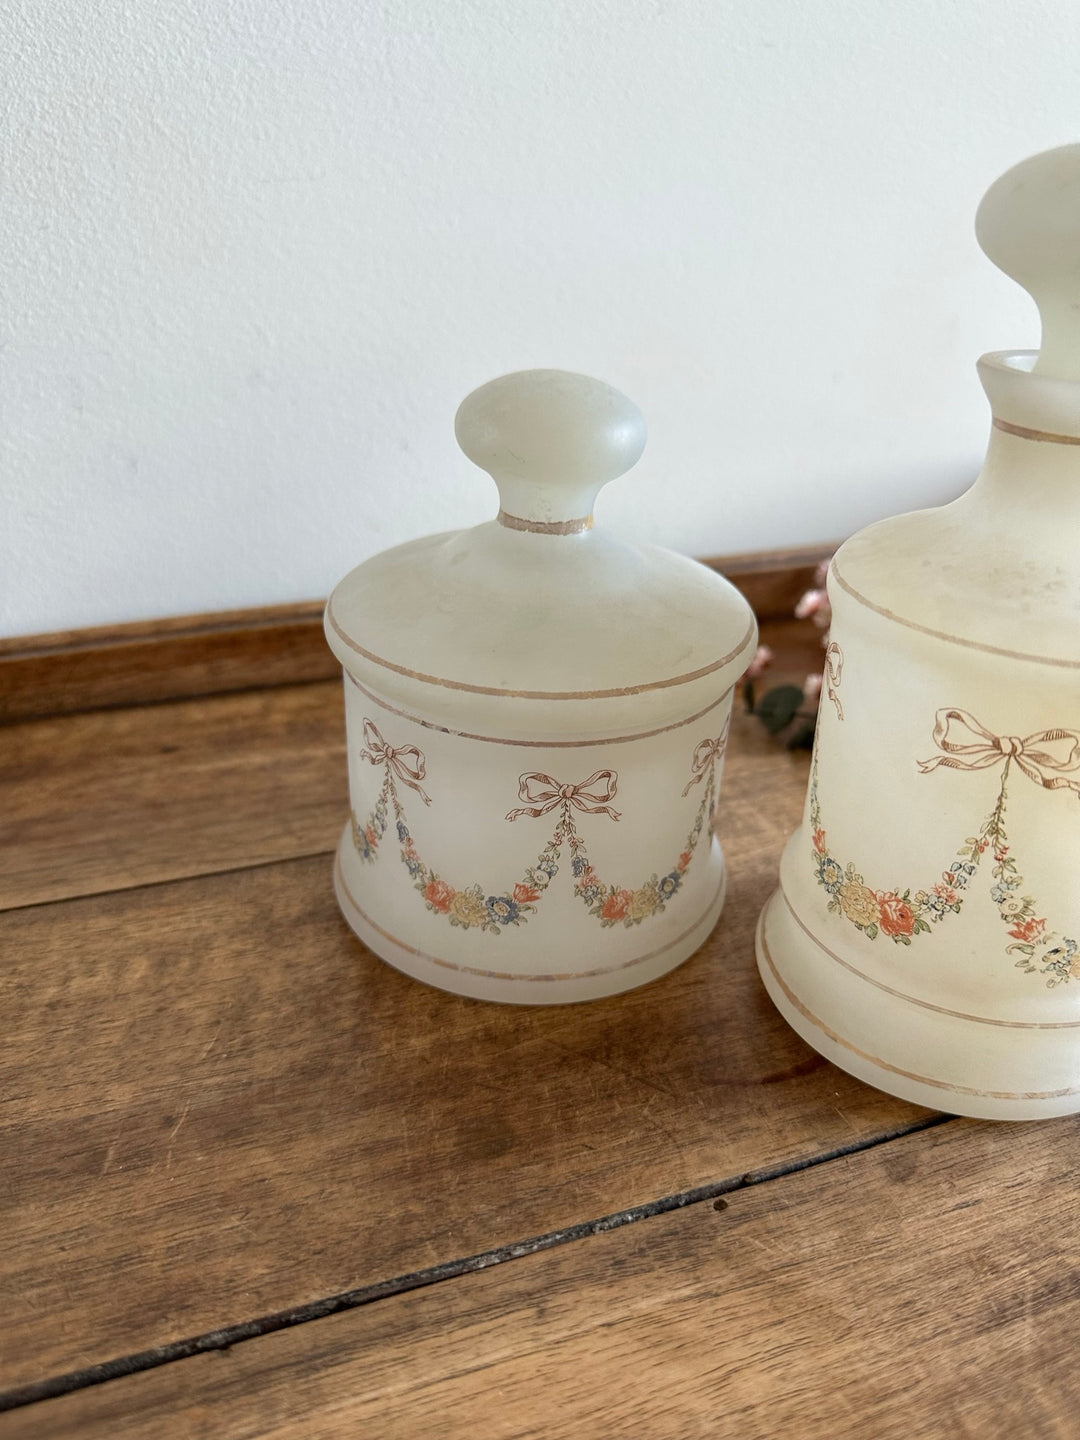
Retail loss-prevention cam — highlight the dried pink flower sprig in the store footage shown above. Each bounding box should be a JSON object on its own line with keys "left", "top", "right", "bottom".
{"left": 745, "top": 644, "right": 775, "bottom": 681}
{"left": 793, "top": 561, "right": 832, "bottom": 636}
{"left": 743, "top": 558, "right": 834, "bottom": 748}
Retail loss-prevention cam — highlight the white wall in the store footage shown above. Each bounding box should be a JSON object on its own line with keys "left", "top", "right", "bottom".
{"left": 3, "top": 0, "right": 1073, "bottom": 637}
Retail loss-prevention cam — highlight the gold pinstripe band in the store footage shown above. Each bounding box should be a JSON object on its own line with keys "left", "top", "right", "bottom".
{"left": 344, "top": 669, "right": 734, "bottom": 748}
{"left": 993, "top": 417, "right": 1080, "bottom": 445}
{"left": 327, "top": 607, "right": 758, "bottom": 700}
{"left": 336, "top": 849, "right": 725, "bottom": 983}
{"left": 497, "top": 510, "right": 594, "bottom": 534}
{"left": 778, "top": 885, "right": 1080, "bottom": 1030}
{"left": 830, "top": 564, "right": 1080, "bottom": 671}
{"left": 757, "top": 917, "right": 1080, "bottom": 1101}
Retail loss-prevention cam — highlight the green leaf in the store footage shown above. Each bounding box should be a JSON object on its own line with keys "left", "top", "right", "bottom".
{"left": 743, "top": 679, "right": 756, "bottom": 713}
{"left": 754, "top": 684, "right": 805, "bottom": 735}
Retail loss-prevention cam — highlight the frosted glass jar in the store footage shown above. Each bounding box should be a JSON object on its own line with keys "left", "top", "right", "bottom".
{"left": 757, "top": 147, "right": 1080, "bottom": 1118}
{"left": 326, "top": 370, "right": 758, "bottom": 1003}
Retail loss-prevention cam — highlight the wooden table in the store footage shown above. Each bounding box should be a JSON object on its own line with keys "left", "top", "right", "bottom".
{"left": 2, "top": 616, "right": 1076, "bottom": 1438}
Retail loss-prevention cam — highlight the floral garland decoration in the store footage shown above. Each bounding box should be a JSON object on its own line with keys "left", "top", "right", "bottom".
{"left": 810, "top": 708, "right": 1080, "bottom": 986}
{"left": 349, "top": 718, "right": 726, "bottom": 936}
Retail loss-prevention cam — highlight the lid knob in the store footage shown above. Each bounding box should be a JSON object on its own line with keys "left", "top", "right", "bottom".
{"left": 455, "top": 369, "right": 646, "bottom": 533}
{"left": 976, "top": 143, "right": 1080, "bottom": 382}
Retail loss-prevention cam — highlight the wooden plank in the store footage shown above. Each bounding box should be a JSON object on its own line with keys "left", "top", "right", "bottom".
{"left": 0, "top": 680, "right": 347, "bottom": 910}
{"left": 15, "top": 1115, "right": 1080, "bottom": 1440}
{"left": 706, "top": 540, "right": 833, "bottom": 625}
{"left": 0, "top": 629, "right": 823, "bottom": 912}
{"left": 0, "top": 547, "right": 834, "bottom": 722}
{"left": 0, "top": 601, "right": 337, "bottom": 724}
{"left": 0, "top": 729, "right": 926, "bottom": 1390}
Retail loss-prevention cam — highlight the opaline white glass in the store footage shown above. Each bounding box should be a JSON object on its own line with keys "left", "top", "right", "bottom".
{"left": 757, "top": 146, "right": 1080, "bottom": 1119}
{"left": 327, "top": 370, "right": 757, "bottom": 1003}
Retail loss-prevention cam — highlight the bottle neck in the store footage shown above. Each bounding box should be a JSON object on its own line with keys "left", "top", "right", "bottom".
{"left": 492, "top": 474, "right": 605, "bottom": 536}
{"left": 496, "top": 508, "right": 595, "bottom": 536}
{"left": 964, "top": 351, "right": 1080, "bottom": 524}
{"left": 966, "top": 421, "right": 1080, "bottom": 526}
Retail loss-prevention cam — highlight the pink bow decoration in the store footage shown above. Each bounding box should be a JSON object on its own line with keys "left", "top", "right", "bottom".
{"left": 918, "top": 708, "right": 1080, "bottom": 797}
{"left": 360, "top": 718, "right": 432, "bottom": 805}
{"left": 682, "top": 724, "right": 730, "bottom": 797}
{"left": 506, "top": 770, "right": 621, "bottom": 822}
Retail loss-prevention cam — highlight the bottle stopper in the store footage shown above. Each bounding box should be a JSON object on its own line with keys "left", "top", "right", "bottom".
{"left": 976, "top": 142, "right": 1080, "bottom": 383}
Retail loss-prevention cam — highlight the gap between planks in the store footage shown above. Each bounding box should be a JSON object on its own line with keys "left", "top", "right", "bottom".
{"left": 0, "top": 846, "right": 338, "bottom": 916}
{"left": 0, "top": 1111, "right": 950, "bottom": 1416}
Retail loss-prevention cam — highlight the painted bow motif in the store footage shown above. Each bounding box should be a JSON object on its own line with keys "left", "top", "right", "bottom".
{"left": 681, "top": 724, "right": 730, "bottom": 797}
{"left": 809, "top": 704, "right": 1080, "bottom": 986}
{"left": 360, "top": 717, "right": 432, "bottom": 804}
{"left": 917, "top": 708, "right": 1080, "bottom": 797}
{"left": 350, "top": 728, "right": 720, "bottom": 938}
{"left": 505, "top": 771, "right": 621, "bottom": 822}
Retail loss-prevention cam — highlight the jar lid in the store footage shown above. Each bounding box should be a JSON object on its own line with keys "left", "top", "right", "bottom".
{"left": 326, "top": 370, "right": 756, "bottom": 732}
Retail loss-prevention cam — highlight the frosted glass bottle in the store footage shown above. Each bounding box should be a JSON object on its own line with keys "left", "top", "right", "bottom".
{"left": 326, "top": 370, "right": 758, "bottom": 1003}
{"left": 757, "top": 146, "right": 1080, "bottom": 1118}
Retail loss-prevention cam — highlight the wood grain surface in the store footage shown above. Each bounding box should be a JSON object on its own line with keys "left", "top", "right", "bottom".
{"left": 0, "top": 681, "right": 347, "bottom": 910}
{"left": 13, "top": 1115, "right": 1078, "bottom": 1440}
{"left": 0, "top": 698, "right": 929, "bottom": 1393}
{"left": 5, "top": 598, "right": 945, "bottom": 1438}
{"left": 0, "top": 602, "right": 337, "bottom": 725}
{"left": 0, "top": 625, "right": 820, "bottom": 914}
